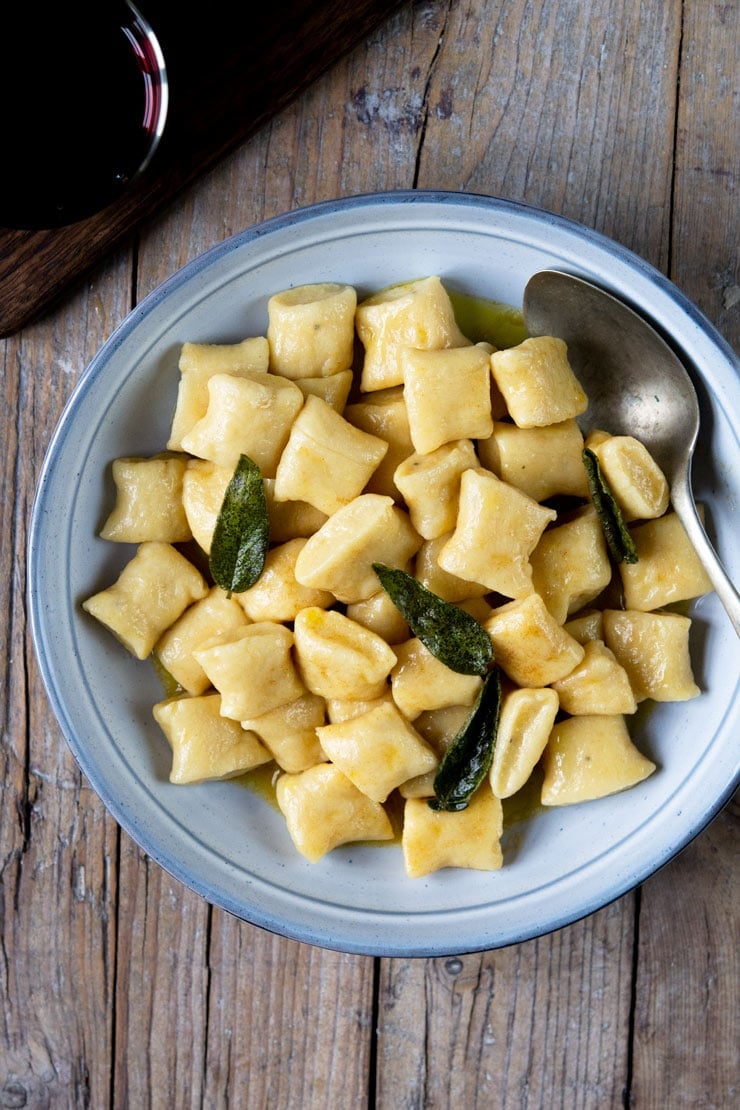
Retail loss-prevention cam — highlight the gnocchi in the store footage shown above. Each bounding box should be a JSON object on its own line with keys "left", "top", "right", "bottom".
{"left": 83, "top": 277, "right": 713, "bottom": 878}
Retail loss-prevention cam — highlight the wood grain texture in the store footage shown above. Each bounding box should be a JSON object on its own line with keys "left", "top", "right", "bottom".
{"left": 629, "top": 2, "right": 739, "bottom": 1105}
{"left": 203, "top": 917, "right": 376, "bottom": 1108}
{"left": 672, "top": 0, "right": 739, "bottom": 346}
{"left": 111, "top": 844, "right": 210, "bottom": 1108}
{"left": 416, "top": 0, "right": 682, "bottom": 261}
{"left": 1, "top": 0, "right": 737, "bottom": 1106}
{"left": 1, "top": 267, "right": 131, "bottom": 1106}
{"left": 376, "top": 900, "right": 635, "bottom": 1108}
{"left": 631, "top": 796, "right": 739, "bottom": 1109}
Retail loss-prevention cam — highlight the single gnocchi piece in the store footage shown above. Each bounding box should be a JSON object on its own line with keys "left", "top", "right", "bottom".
{"left": 541, "top": 714, "right": 656, "bottom": 806}
{"left": 180, "top": 371, "right": 304, "bottom": 477}
{"left": 563, "top": 609, "right": 604, "bottom": 645}
{"left": 273, "top": 395, "right": 388, "bottom": 515}
{"left": 345, "top": 590, "right": 410, "bottom": 645}
{"left": 602, "top": 609, "right": 700, "bottom": 702}
{"left": 458, "top": 596, "right": 495, "bottom": 623}
{"left": 490, "top": 336, "right": 588, "bottom": 427}
{"left": 398, "top": 703, "right": 472, "bottom": 798}
{"left": 489, "top": 686, "right": 560, "bottom": 798}
{"left": 390, "top": 638, "right": 482, "bottom": 720}
{"left": 100, "top": 454, "right": 192, "bottom": 544}
{"left": 415, "top": 533, "right": 490, "bottom": 603}
{"left": 325, "top": 692, "right": 395, "bottom": 724}
{"left": 317, "top": 699, "right": 438, "bottom": 803}
{"left": 438, "top": 468, "right": 556, "bottom": 599}
{"left": 477, "top": 418, "right": 589, "bottom": 501}
{"left": 402, "top": 785, "right": 504, "bottom": 878}
{"left": 293, "top": 606, "right": 398, "bottom": 701}
{"left": 267, "top": 282, "right": 357, "bottom": 379}
{"left": 263, "top": 480, "right": 328, "bottom": 544}
{"left": 82, "top": 542, "right": 209, "bottom": 660}
{"left": 240, "top": 691, "right": 327, "bottom": 774}
{"left": 235, "top": 538, "right": 334, "bottom": 622}
{"left": 355, "top": 275, "right": 470, "bottom": 392}
{"left": 193, "top": 622, "right": 305, "bottom": 720}
{"left": 584, "top": 432, "right": 669, "bottom": 520}
{"left": 276, "top": 762, "right": 394, "bottom": 862}
{"left": 483, "top": 594, "right": 586, "bottom": 687}
{"left": 155, "top": 585, "right": 249, "bottom": 695}
{"left": 181, "top": 459, "right": 233, "bottom": 554}
{"left": 177, "top": 337, "right": 270, "bottom": 376}
{"left": 344, "top": 386, "right": 414, "bottom": 499}
{"left": 530, "top": 506, "right": 613, "bottom": 624}
{"left": 393, "top": 439, "right": 478, "bottom": 540}
{"left": 402, "top": 344, "right": 494, "bottom": 454}
{"left": 294, "top": 493, "right": 421, "bottom": 604}
{"left": 153, "top": 693, "right": 271, "bottom": 784}
{"left": 619, "top": 511, "right": 714, "bottom": 611}
{"left": 167, "top": 336, "right": 270, "bottom": 450}
{"left": 294, "top": 369, "right": 354, "bottom": 412}
{"left": 550, "top": 639, "right": 638, "bottom": 716}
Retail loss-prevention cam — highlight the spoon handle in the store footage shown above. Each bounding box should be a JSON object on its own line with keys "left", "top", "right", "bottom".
{"left": 671, "top": 476, "right": 740, "bottom": 638}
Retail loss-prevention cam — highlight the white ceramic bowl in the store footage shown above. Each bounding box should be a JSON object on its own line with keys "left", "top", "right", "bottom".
{"left": 28, "top": 191, "right": 740, "bottom": 956}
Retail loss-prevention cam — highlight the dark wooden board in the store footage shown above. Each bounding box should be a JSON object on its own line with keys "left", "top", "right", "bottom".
{"left": 0, "top": 0, "right": 405, "bottom": 337}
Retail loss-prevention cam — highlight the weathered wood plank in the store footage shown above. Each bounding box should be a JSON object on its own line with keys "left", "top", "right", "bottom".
{"left": 203, "top": 916, "right": 376, "bottom": 1108}
{"left": 630, "top": 2, "right": 739, "bottom": 1105}
{"left": 417, "top": 0, "right": 682, "bottom": 261}
{"left": 111, "top": 843, "right": 210, "bottom": 1108}
{"left": 672, "top": 0, "right": 739, "bottom": 345}
{"left": 1, "top": 269, "right": 130, "bottom": 1107}
{"left": 135, "top": 0, "right": 434, "bottom": 251}
{"left": 376, "top": 900, "right": 634, "bottom": 1108}
{"left": 631, "top": 795, "right": 739, "bottom": 1110}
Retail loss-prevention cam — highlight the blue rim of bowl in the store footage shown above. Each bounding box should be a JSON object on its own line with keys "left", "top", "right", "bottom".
{"left": 27, "top": 190, "right": 740, "bottom": 955}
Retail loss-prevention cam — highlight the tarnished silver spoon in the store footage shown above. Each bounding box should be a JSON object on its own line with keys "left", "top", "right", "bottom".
{"left": 522, "top": 269, "right": 740, "bottom": 637}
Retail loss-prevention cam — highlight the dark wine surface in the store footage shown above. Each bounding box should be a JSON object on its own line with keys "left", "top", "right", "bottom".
{"left": 1, "top": 3, "right": 165, "bottom": 228}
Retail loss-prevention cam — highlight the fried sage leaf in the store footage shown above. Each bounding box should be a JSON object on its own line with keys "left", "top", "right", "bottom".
{"left": 582, "top": 447, "right": 638, "bottom": 564}
{"left": 372, "top": 563, "right": 494, "bottom": 677}
{"left": 429, "top": 668, "right": 502, "bottom": 812}
{"left": 209, "top": 454, "right": 269, "bottom": 595}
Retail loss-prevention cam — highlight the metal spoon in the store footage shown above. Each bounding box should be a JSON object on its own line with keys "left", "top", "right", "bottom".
{"left": 522, "top": 269, "right": 740, "bottom": 636}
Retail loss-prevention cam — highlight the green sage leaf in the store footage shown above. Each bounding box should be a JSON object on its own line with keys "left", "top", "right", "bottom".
{"left": 372, "top": 563, "right": 494, "bottom": 677}
{"left": 582, "top": 447, "right": 638, "bottom": 565}
{"left": 209, "top": 454, "right": 269, "bottom": 595}
{"left": 429, "top": 668, "right": 502, "bottom": 812}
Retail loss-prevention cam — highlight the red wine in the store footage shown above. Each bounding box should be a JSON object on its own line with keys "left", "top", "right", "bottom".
{"left": 1, "top": 2, "right": 167, "bottom": 229}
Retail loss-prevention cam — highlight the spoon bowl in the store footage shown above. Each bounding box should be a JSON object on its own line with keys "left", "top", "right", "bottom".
{"left": 522, "top": 269, "right": 740, "bottom": 636}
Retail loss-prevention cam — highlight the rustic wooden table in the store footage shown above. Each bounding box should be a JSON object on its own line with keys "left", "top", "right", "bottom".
{"left": 2, "top": 1, "right": 737, "bottom": 1105}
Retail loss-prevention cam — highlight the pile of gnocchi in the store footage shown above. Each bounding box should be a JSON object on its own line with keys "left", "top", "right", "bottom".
{"left": 83, "top": 276, "right": 713, "bottom": 878}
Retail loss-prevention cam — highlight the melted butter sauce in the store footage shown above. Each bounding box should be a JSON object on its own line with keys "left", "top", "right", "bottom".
{"left": 502, "top": 765, "right": 545, "bottom": 827}
{"left": 236, "top": 762, "right": 282, "bottom": 810}
{"left": 447, "top": 289, "right": 528, "bottom": 349}
{"left": 152, "top": 656, "right": 183, "bottom": 699}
